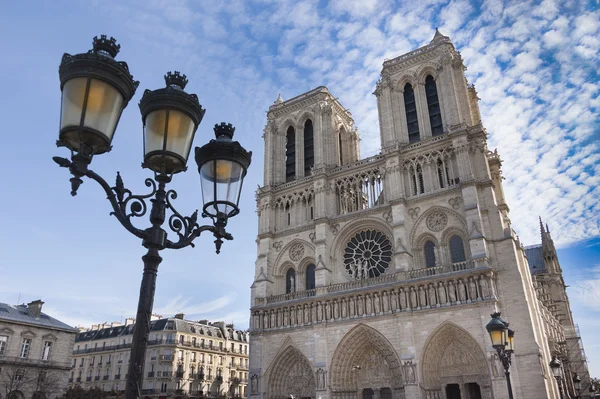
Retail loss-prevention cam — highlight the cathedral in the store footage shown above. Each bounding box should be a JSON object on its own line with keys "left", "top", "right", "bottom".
{"left": 248, "top": 31, "right": 591, "bottom": 399}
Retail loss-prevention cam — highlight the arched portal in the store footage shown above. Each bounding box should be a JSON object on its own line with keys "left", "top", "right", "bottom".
{"left": 266, "top": 345, "right": 316, "bottom": 399}
{"left": 330, "top": 324, "right": 404, "bottom": 399}
{"left": 421, "top": 323, "right": 492, "bottom": 399}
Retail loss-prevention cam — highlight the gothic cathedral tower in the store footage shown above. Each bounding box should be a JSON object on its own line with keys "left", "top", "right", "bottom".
{"left": 249, "top": 31, "right": 565, "bottom": 399}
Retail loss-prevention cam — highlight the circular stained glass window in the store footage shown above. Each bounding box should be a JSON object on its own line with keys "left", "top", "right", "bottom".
{"left": 344, "top": 229, "right": 393, "bottom": 279}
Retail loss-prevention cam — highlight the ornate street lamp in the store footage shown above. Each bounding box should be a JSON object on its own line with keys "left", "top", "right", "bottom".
{"left": 573, "top": 374, "right": 582, "bottom": 398}
{"left": 550, "top": 356, "right": 564, "bottom": 399}
{"left": 53, "top": 36, "right": 251, "bottom": 399}
{"left": 486, "top": 312, "right": 514, "bottom": 399}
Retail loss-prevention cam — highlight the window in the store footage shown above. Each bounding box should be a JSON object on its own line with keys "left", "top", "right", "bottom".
{"left": 209, "top": 340, "right": 213, "bottom": 349}
{"left": 449, "top": 235, "right": 466, "bottom": 263}
{"left": 0, "top": 335, "right": 8, "bottom": 355}
{"left": 338, "top": 131, "right": 344, "bottom": 165}
{"left": 178, "top": 350, "right": 184, "bottom": 360}
{"left": 424, "top": 241, "right": 436, "bottom": 268}
{"left": 42, "top": 341, "right": 52, "bottom": 360}
{"left": 285, "top": 126, "right": 296, "bottom": 182}
{"left": 20, "top": 339, "right": 32, "bottom": 358}
{"left": 208, "top": 354, "right": 213, "bottom": 364}
{"left": 200, "top": 353, "right": 204, "bottom": 363}
{"left": 231, "top": 343, "right": 235, "bottom": 352}
{"left": 286, "top": 269, "right": 296, "bottom": 294}
{"left": 306, "top": 264, "right": 316, "bottom": 290}
{"left": 304, "top": 119, "right": 314, "bottom": 176}
{"left": 192, "top": 337, "right": 196, "bottom": 346}
{"left": 404, "top": 83, "right": 420, "bottom": 143}
{"left": 14, "top": 369, "right": 24, "bottom": 381}
{"left": 219, "top": 342, "right": 223, "bottom": 350}
{"left": 179, "top": 335, "right": 184, "bottom": 344}
{"left": 437, "top": 159, "right": 451, "bottom": 188}
{"left": 425, "top": 75, "right": 443, "bottom": 136}
{"left": 191, "top": 352, "right": 196, "bottom": 362}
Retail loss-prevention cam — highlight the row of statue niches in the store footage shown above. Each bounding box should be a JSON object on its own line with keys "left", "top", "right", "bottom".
{"left": 254, "top": 274, "right": 494, "bottom": 330}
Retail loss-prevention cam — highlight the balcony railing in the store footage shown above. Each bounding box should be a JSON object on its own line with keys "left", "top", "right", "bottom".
{"left": 115, "top": 374, "right": 121, "bottom": 380}
{"left": 76, "top": 377, "right": 81, "bottom": 382}
{"left": 175, "top": 371, "right": 184, "bottom": 378}
{"left": 103, "top": 375, "right": 109, "bottom": 380}
{"left": 147, "top": 371, "right": 155, "bottom": 378}
{"left": 159, "top": 355, "right": 173, "bottom": 362}
{"left": 86, "top": 377, "right": 92, "bottom": 382}
{"left": 258, "top": 260, "right": 480, "bottom": 306}
{"left": 94, "top": 376, "right": 100, "bottom": 381}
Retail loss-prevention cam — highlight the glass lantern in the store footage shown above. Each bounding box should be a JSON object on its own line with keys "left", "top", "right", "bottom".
{"left": 58, "top": 35, "right": 138, "bottom": 155}
{"left": 486, "top": 312, "right": 508, "bottom": 348}
{"left": 139, "top": 71, "right": 205, "bottom": 175}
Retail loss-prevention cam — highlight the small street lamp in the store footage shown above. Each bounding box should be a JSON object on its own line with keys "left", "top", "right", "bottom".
{"left": 573, "top": 374, "right": 582, "bottom": 399}
{"left": 486, "top": 312, "right": 514, "bottom": 399}
{"left": 53, "top": 36, "right": 251, "bottom": 399}
{"left": 550, "top": 356, "right": 564, "bottom": 399}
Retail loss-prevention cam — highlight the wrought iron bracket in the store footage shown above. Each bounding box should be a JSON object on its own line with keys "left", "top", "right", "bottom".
{"left": 53, "top": 154, "right": 232, "bottom": 253}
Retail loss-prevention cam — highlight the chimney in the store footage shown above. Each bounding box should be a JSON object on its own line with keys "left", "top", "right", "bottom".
{"left": 151, "top": 314, "right": 163, "bottom": 321}
{"left": 27, "top": 300, "right": 44, "bottom": 318}
{"left": 125, "top": 318, "right": 135, "bottom": 326}
{"left": 198, "top": 319, "right": 209, "bottom": 324}
{"left": 174, "top": 313, "right": 185, "bottom": 320}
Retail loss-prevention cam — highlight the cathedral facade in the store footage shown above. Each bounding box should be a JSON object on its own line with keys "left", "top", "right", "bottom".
{"left": 248, "top": 31, "right": 590, "bottom": 399}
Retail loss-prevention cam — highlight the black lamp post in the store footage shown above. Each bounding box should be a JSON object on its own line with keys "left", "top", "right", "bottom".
{"left": 550, "top": 356, "right": 564, "bottom": 399}
{"left": 54, "top": 36, "right": 252, "bottom": 399}
{"left": 486, "top": 312, "right": 515, "bottom": 399}
{"left": 573, "top": 374, "right": 582, "bottom": 399}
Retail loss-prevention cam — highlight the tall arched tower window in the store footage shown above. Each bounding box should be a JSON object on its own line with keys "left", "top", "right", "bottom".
{"left": 285, "top": 126, "right": 296, "bottom": 182}
{"left": 306, "top": 264, "right": 316, "bottom": 290}
{"left": 304, "top": 119, "right": 314, "bottom": 176}
{"left": 404, "top": 83, "right": 420, "bottom": 143}
{"left": 425, "top": 75, "right": 443, "bottom": 136}
{"left": 449, "top": 235, "right": 466, "bottom": 263}
{"left": 286, "top": 268, "right": 296, "bottom": 294}
{"left": 424, "top": 241, "right": 436, "bottom": 268}
{"left": 338, "top": 130, "right": 344, "bottom": 166}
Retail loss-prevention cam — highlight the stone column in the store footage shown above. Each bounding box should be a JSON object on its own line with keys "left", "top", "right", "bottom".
{"left": 296, "top": 126, "right": 305, "bottom": 178}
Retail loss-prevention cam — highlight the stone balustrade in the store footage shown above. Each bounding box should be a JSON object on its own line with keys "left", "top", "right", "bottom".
{"left": 251, "top": 262, "right": 496, "bottom": 332}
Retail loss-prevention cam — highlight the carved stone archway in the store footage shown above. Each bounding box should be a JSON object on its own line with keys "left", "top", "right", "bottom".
{"left": 330, "top": 324, "right": 404, "bottom": 399}
{"left": 421, "top": 322, "right": 493, "bottom": 399}
{"left": 265, "top": 345, "right": 316, "bottom": 399}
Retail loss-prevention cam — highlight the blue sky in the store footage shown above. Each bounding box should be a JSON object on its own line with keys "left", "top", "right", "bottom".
{"left": 0, "top": 0, "right": 598, "bottom": 377}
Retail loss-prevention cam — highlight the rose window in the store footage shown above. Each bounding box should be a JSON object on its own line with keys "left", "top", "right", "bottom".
{"left": 344, "top": 229, "right": 393, "bottom": 279}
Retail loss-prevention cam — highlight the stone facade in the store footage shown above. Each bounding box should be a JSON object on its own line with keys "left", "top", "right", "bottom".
{"left": 249, "top": 30, "right": 590, "bottom": 399}
{"left": 69, "top": 315, "right": 249, "bottom": 398}
{"left": 0, "top": 300, "right": 77, "bottom": 399}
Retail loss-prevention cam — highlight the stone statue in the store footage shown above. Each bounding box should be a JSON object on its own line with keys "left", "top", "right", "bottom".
{"left": 437, "top": 282, "right": 447, "bottom": 305}
{"left": 419, "top": 286, "right": 427, "bottom": 308}
{"left": 404, "top": 361, "right": 416, "bottom": 383}
{"left": 428, "top": 284, "right": 437, "bottom": 307}
{"left": 410, "top": 287, "right": 417, "bottom": 309}
{"left": 491, "top": 353, "right": 501, "bottom": 378}
{"left": 480, "top": 276, "right": 490, "bottom": 299}
{"left": 357, "top": 296, "right": 364, "bottom": 315}
{"left": 373, "top": 293, "right": 381, "bottom": 314}
{"left": 458, "top": 280, "right": 467, "bottom": 302}
{"left": 468, "top": 277, "right": 477, "bottom": 300}
{"left": 399, "top": 289, "right": 406, "bottom": 310}
{"left": 304, "top": 305, "right": 309, "bottom": 324}
{"left": 448, "top": 281, "right": 457, "bottom": 303}
{"left": 366, "top": 294, "right": 373, "bottom": 314}
{"left": 251, "top": 374, "right": 259, "bottom": 394}
{"left": 289, "top": 274, "right": 295, "bottom": 293}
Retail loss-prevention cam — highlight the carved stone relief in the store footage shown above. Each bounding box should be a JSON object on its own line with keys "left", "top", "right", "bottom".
{"left": 408, "top": 207, "right": 421, "bottom": 220}
{"left": 289, "top": 243, "right": 305, "bottom": 261}
{"left": 426, "top": 211, "right": 448, "bottom": 232}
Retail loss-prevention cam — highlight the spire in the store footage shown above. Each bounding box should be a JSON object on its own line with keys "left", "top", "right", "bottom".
{"left": 274, "top": 93, "right": 284, "bottom": 105}
{"left": 431, "top": 28, "right": 450, "bottom": 43}
{"left": 539, "top": 216, "right": 545, "bottom": 237}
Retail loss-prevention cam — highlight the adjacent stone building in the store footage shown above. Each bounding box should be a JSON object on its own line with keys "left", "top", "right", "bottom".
{"left": 0, "top": 300, "right": 77, "bottom": 399}
{"left": 249, "top": 30, "right": 591, "bottom": 399}
{"left": 69, "top": 315, "right": 249, "bottom": 398}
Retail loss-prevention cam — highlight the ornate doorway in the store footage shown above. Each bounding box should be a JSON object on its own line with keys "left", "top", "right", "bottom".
{"left": 421, "top": 323, "right": 493, "bottom": 398}
{"left": 265, "top": 345, "right": 316, "bottom": 399}
{"left": 330, "top": 324, "right": 404, "bottom": 399}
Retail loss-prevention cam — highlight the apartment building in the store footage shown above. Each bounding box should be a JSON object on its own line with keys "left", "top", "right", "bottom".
{"left": 69, "top": 314, "right": 249, "bottom": 398}
{"left": 0, "top": 300, "right": 77, "bottom": 399}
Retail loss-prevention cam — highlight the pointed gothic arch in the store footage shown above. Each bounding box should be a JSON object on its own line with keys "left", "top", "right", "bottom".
{"left": 329, "top": 324, "right": 404, "bottom": 395}
{"left": 420, "top": 322, "right": 492, "bottom": 397}
{"left": 265, "top": 343, "right": 316, "bottom": 399}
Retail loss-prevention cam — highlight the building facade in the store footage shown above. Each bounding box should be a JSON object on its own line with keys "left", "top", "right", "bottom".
{"left": 69, "top": 315, "right": 249, "bottom": 398}
{"left": 0, "top": 300, "right": 77, "bottom": 399}
{"left": 249, "top": 31, "right": 591, "bottom": 399}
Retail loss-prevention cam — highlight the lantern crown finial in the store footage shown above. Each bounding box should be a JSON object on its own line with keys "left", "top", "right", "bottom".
{"left": 92, "top": 35, "right": 120, "bottom": 58}
{"left": 214, "top": 122, "right": 235, "bottom": 140}
{"left": 165, "top": 71, "right": 188, "bottom": 89}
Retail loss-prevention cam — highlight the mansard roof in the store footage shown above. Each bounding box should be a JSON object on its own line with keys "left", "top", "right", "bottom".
{"left": 74, "top": 317, "right": 249, "bottom": 343}
{"left": 0, "top": 302, "right": 77, "bottom": 333}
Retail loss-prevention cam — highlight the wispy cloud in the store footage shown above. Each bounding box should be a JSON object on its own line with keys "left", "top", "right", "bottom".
{"left": 153, "top": 294, "right": 236, "bottom": 317}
